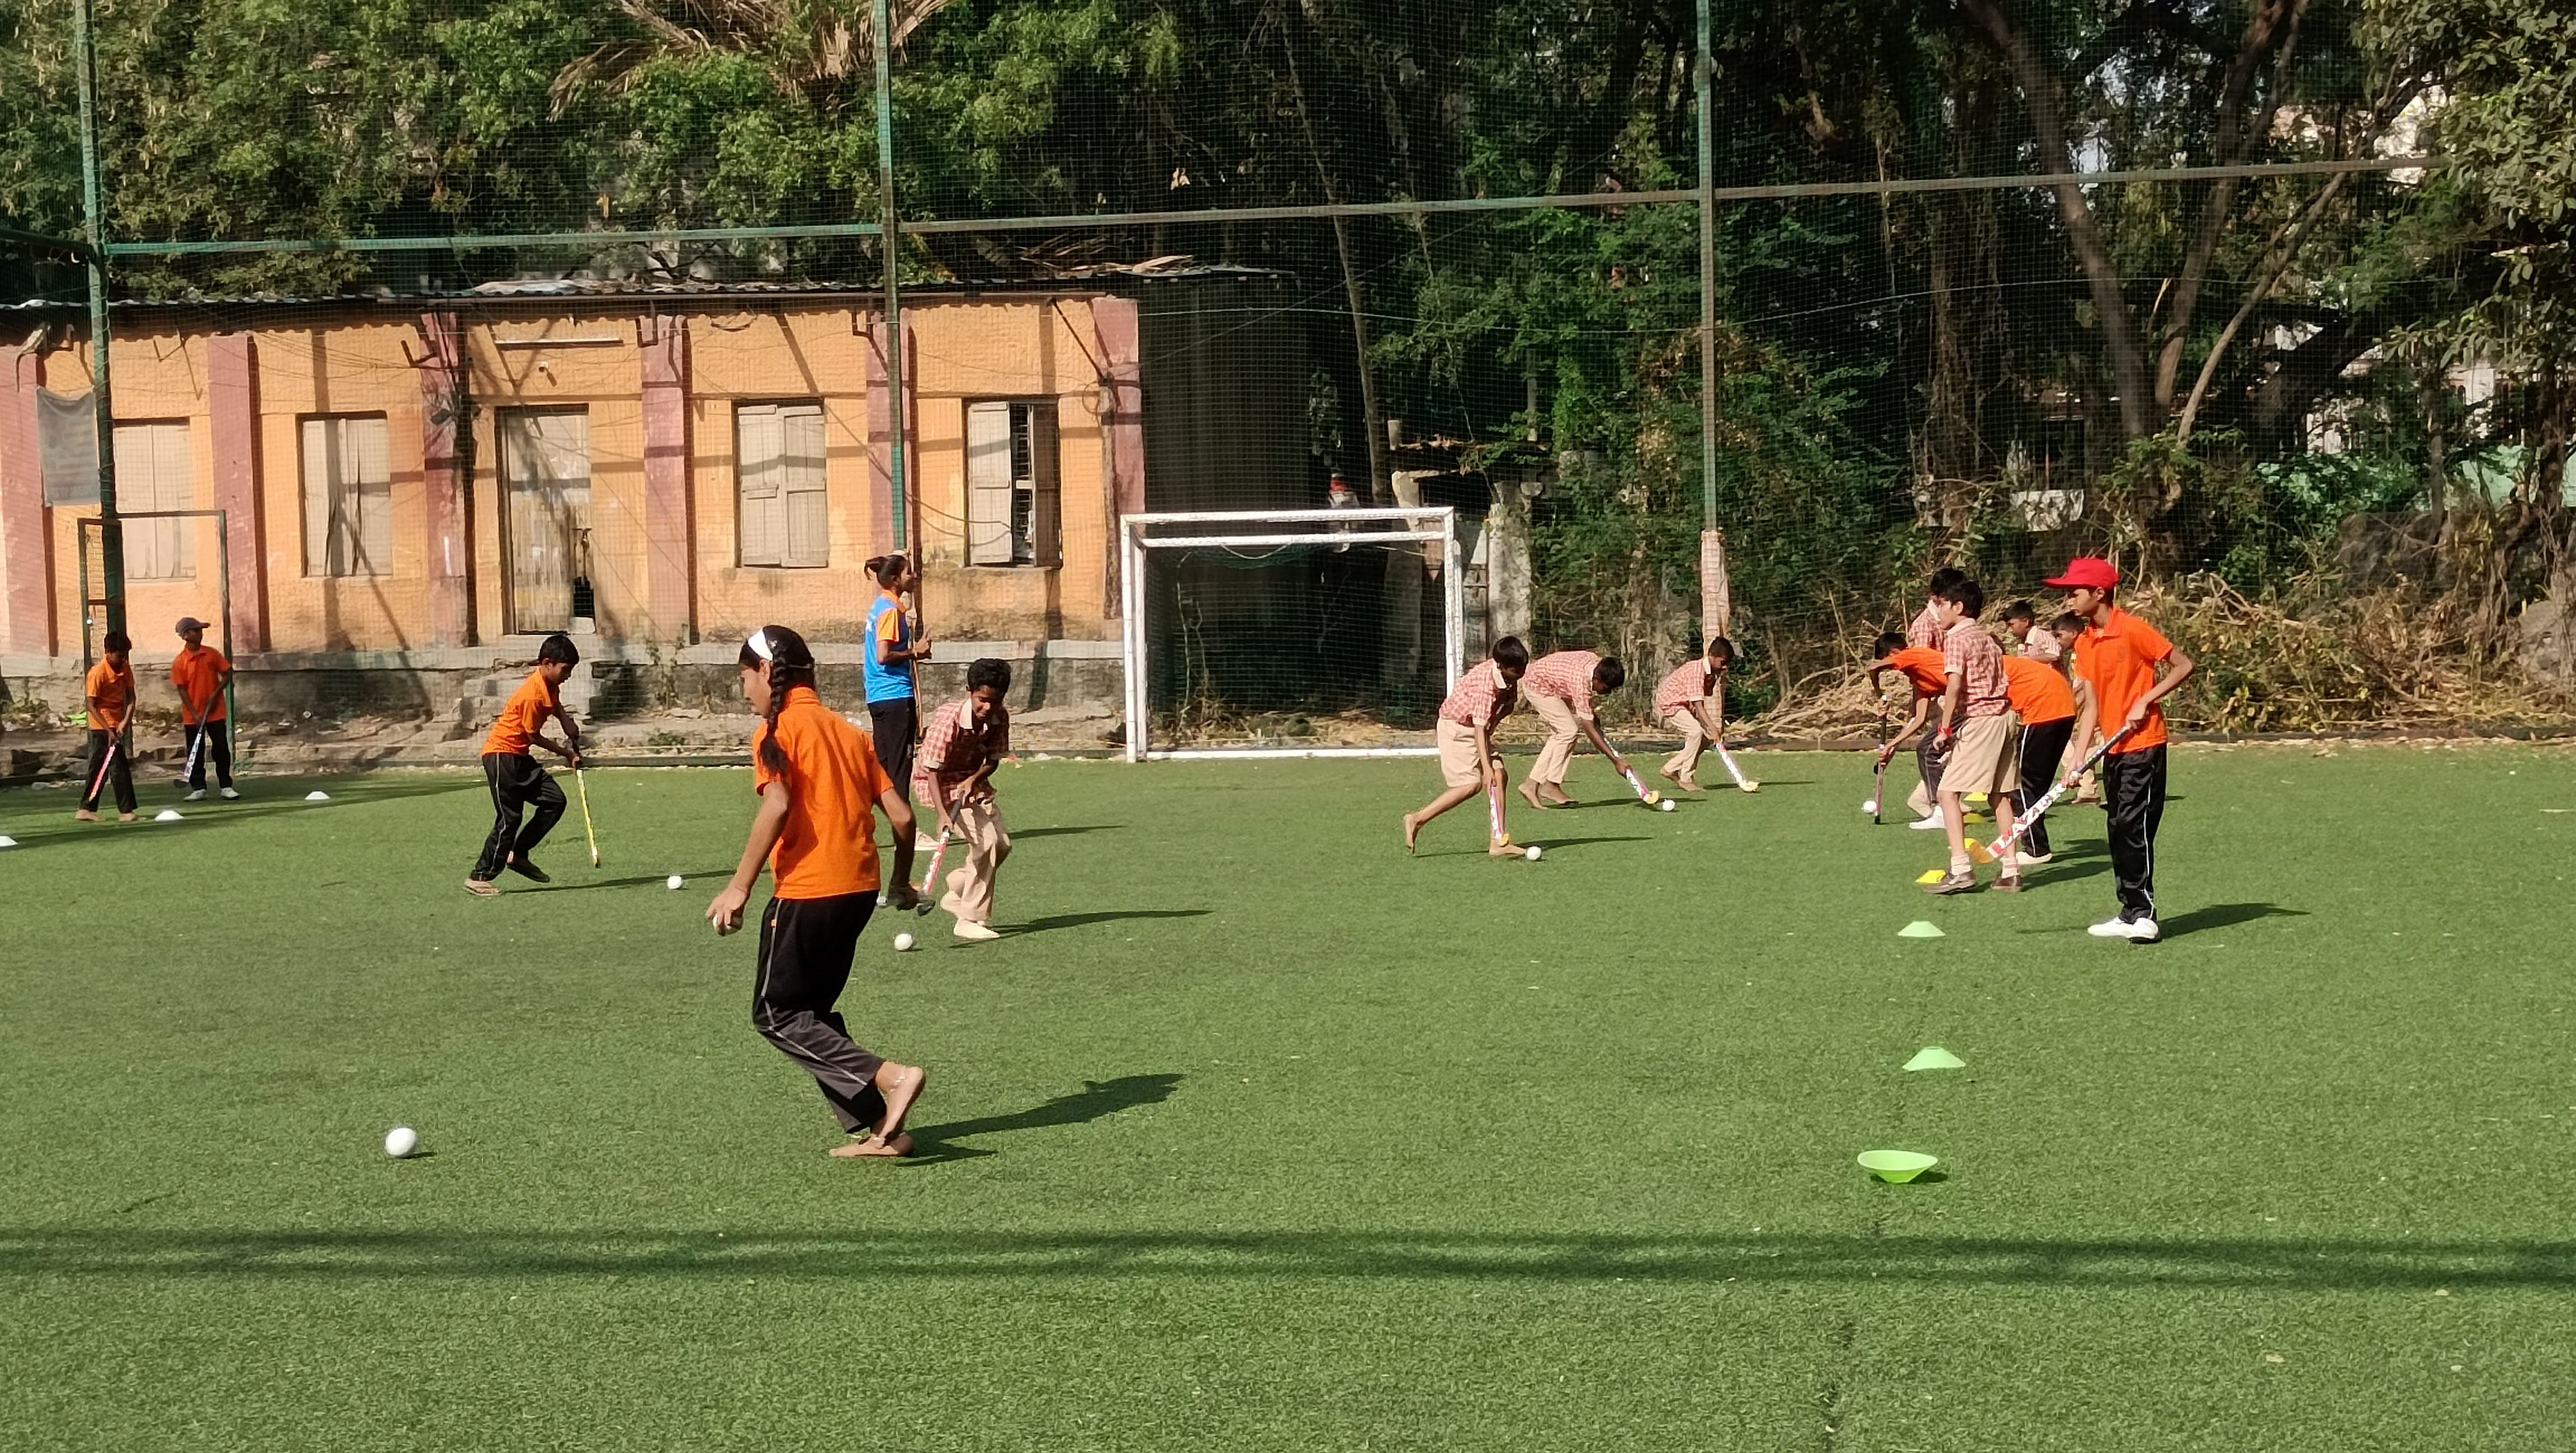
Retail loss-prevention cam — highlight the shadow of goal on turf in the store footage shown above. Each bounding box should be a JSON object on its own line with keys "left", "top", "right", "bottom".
{"left": 898, "top": 1073, "right": 1185, "bottom": 1163}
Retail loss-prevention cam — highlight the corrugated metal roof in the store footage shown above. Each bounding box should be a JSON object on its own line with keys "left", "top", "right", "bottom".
{"left": 1, "top": 259, "right": 1291, "bottom": 313}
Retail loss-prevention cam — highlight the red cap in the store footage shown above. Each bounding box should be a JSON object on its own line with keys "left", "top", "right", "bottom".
{"left": 2044, "top": 556, "right": 2120, "bottom": 590}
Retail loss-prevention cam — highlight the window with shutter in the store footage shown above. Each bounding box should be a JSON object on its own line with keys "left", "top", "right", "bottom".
{"left": 300, "top": 415, "right": 394, "bottom": 577}
{"left": 113, "top": 421, "right": 195, "bottom": 580}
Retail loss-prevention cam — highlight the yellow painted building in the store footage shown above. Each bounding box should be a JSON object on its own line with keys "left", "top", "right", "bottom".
{"left": 1, "top": 273, "right": 1308, "bottom": 681}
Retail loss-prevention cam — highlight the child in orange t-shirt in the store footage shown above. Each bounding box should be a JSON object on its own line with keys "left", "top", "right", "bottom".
{"left": 708, "top": 625, "right": 929, "bottom": 1158}
{"left": 78, "top": 630, "right": 139, "bottom": 823}
{"left": 464, "top": 633, "right": 586, "bottom": 895}
{"left": 1866, "top": 630, "right": 1951, "bottom": 825}
{"left": 171, "top": 616, "right": 238, "bottom": 800}
{"left": 2049, "top": 558, "right": 2196, "bottom": 942}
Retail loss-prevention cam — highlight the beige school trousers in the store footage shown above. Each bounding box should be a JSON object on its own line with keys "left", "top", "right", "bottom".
{"left": 937, "top": 795, "right": 1011, "bottom": 926}
{"left": 1528, "top": 691, "right": 1587, "bottom": 790}
{"left": 1659, "top": 706, "right": 1708, "bottom": 781}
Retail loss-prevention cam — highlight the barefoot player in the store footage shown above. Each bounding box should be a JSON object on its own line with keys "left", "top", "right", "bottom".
{"left": 917, "top": 657, "right": 1014, "bottom": 943}
{"left": 463, "top": 634, "right": 585, "bottom": 896}
{"left": 1407, "top": 635, "right": 1527, "bottom": 855}
{"left": 1654, "top": 637, "right": 1734, "bottom": 792}
{"left": 709, "top": 625, "right": 928, "bottom": 1158}
{"left": 1517, "top": 648, "right": 1632, "bottom": 809}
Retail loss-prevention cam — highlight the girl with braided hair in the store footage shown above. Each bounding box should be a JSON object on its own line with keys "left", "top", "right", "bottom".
{"left": 708, "top": 624, "right": 930, "bottom": 1157}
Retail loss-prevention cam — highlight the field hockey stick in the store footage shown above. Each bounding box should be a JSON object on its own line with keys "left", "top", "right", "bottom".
{"left": 181, "top": 720, "right": 206, "bottom": 788}
{"left": 1991, "top": 725, "right": 2135, "bottom": 858}
{"left": 1713, "top": 702, "right": 1759, "bottom": 793}
{"left": 1617, "top": 762, "right": 1662, "bottom": 806}
{"left": 914, "top": 826, "right": 951, "bottom": 915}
{"left": 574, "top": 765, "right": 601, "bottom": 867}
{"left": 85, "top": 732, "right": 122, "bottom": 805}
{"left": 1871, "top": 696, "right": 1892, "bottom": 823}
{"left": 1486, "top": 767, "right": 1508, "bottom": 846}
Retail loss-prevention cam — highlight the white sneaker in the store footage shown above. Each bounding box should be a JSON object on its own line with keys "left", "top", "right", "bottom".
{"left": 219, "top": 787, "right": 240, "bottom": 800}
{"left": 184, "top": 789, "right": 206, "bottom": 802}
{"left": 1909, "top": 810, "right": 1947, "bottom": 831}
{"left": 952, "top": 920, "right": 1001, "bottom": 942}
{"left": 2088, "top": 915, "right": 2161, "bottom": 942}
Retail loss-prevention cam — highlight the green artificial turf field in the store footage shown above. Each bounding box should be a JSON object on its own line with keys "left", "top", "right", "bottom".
{"left": 3, "top": 745, "right": 2572, "bottom": 1450}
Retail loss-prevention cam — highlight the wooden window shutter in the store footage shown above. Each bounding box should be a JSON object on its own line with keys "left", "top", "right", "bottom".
{"left": 736, "top": 404, "right": 784, "bottom": 567}
{"left": 1028, "top": 403, "right": 1061, "bottom": 567}
{"left": 351, "top": 416, "right": 393, "bottom": 576}
{"left": 965, "top": 401, "right": 1015, "bottom": 566}
{"left": 780, "top": 403, "right": 828, "bottom": 568}
{"left": 301, "top": 418, "right": 334, "bottom": 577}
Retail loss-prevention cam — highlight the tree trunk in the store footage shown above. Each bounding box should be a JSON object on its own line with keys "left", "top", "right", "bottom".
{"left": 1957, "top": 0, "right": 2155, "bottom": 440}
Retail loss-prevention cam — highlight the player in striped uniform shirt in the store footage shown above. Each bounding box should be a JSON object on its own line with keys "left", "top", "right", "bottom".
{"left": 1652, "top": 637, "right": 1734, "bottom": 792}
{"left": 1407, "top": 637, "right": 1528, "bottom": 855}
{"left": 1517, "top": 647, "right": 1632, "bottom": 810}
{"left": 916, "top": 658, "right": 1014, "bottom": 941}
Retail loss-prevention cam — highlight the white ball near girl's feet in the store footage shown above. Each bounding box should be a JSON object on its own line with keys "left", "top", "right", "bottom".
{"left": 893, "top": 932, "right": 916, "bottom": 952}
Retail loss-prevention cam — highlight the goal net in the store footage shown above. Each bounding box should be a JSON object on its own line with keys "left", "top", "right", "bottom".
{"left": 1120, "top": 508, "right": 1466, "bottom": 760}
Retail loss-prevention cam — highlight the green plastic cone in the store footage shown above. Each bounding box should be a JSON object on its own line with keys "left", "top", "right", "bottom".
{"left": 1904, "top": 1046, "right": 1966, "bottom": 1071}
{"left": 1897, "top": 920, "right": 1945, "bottom": 939}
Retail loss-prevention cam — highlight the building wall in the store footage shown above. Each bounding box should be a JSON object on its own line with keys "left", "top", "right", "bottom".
{"left": 2, "top": 289, "right": 1177, "bottom": 665}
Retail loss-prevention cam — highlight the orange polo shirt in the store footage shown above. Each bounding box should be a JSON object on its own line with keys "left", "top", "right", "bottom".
{"left": 482, "top": 670, "right": 561, "bottom": 757}
{"left": 85, "top": 660, "right": 137, "bottom": 732}
{"left": 2072, "top": 606, "right": 2176, "bottom": 753}
{"left": 2000, "top": 656, "right": 2076, "bottom": 726}
{"left": 172, "top": 644, "right": 231, "bottom": 723}
{"left": 1883, "top": 647, "right": 1947, "bottom": 698}
{"left": 752, "top": 685, "right": 896, "bottom": 900}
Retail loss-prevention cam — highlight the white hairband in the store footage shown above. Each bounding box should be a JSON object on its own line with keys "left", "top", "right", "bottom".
{"left": 746, "top": 628, "right": 774, "bottom": 662}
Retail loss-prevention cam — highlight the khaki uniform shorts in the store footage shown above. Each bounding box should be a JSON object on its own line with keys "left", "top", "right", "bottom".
{"left": 1945, "top": 711, "right": 2020, "bottom": 799}
{"left": 1436, "top": 718, "right": 1491, "bottom": 790}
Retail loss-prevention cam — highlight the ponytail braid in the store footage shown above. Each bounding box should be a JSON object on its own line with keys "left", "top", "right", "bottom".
{"left": 741, "top": 625, "right": 817, "bottom": 779}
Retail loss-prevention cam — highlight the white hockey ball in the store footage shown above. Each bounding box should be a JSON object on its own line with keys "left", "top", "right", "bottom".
{"left": 666, "top": 875, "right": 684, "bottom": 890}
{"left": 893, "top": 932, "right": 917, "bottom": 952}
{"left": 1524, "top": 845, "right": 1543, "bottom": 862}
{"left": 384, "top": 1126, "right": 419, "bottom": 1158}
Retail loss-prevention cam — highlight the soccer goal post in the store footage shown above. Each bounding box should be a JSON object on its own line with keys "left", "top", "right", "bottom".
{"left": 1120, "top": 507, "right": 1466, "bottom": 761}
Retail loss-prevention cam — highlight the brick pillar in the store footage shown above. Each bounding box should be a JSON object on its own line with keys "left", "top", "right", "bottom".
{"left": 419, "top": 314, "right": 471, "bottom": 647}
{"left": 207, "top": 333, "right": 267, "bottom": 652}
{"left": 1092, "top": 296, "right": 1145, "bottom": 619}
{"left": 0, "top": 346, "right": 49, "bottom": 656}
{"left": 864, "top": 319, "right": 917, "bottom": 561}
{"left": 640, "top": 314, "right": 694, "bottom": 644}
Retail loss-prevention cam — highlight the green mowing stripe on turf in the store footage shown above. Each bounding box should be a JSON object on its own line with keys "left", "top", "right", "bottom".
{"left": 3, "top": 747, "right": 2574, "bottom": 1450}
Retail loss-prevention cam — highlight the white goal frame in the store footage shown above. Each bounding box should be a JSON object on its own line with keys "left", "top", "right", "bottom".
{"left": 1120, "top": 506, "right": 1466, "bottom": 761}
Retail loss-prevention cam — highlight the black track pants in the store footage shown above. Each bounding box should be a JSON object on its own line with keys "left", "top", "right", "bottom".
{"left": 752, "top": 892, "right": 890, "bottom": 1134}
{"left": 472, "top": 752, "right": 565, "bottom": 881}
{"left": 2101, "top": 744, "right": 2168, "bottom": 922}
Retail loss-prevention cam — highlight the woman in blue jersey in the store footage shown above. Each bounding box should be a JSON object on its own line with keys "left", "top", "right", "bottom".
{"left": 863, "top": 553, "right": 932, "bottom": 802}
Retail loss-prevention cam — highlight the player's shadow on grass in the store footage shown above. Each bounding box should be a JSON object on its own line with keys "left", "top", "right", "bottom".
{"left": 0, "top": 776, "right": 482, "bottom": 849}
{"left": 525, "top": 870, "right": 734, "bottom": 894}
{"left": 1012, "top": 825, "right": 1123, "bottom": 839}
{"left": 2158, "top": 902, "right": 2307, "bottom": 937}
{"left": 900, "top": 1073, "right": 1183, "bottom": 1164}
{"left": 1006, "top": 909, "right": 1210, "bottom": 936}
{"left": 1518, "top": 835, "right": 1650, "bottom": 853}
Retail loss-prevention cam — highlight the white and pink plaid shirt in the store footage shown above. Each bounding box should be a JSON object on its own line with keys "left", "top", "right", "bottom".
{"left": 1908, "top": 602, "right": 1945, "bottom": 651}
{"left": 1521, "top": 650, "right": 1602, "bottom": 714}
{"left": 1653, "top": 660, "right": 1714, "bottom": 714}
{"left": 1437, "top": 658, "right": 1518, "bottom": 728}
{"left": 915, "top": 697, "right": 1010, "bottom": 794}
{"left": 1943, "top": 621, "right": 2010, "bottom": 718}
{"left": 2016, "top": 628, "right": 2064, "bottom": 664}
